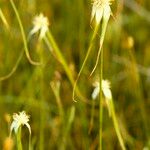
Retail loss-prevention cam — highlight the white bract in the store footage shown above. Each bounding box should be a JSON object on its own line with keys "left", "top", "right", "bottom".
{"left": 92, "top": 79, "right": 112, "bottom": 100}
{"left": 30, "top": 13, "right": 49, "bottom": 39}
{"left": 10, "top": 111, "right": 31, "bottom": 134}
{"left": 92, "top": 81, "right": 100, "bottom": 100}
{"left": 91, "top": 0, "right": 113, "bottom": 25}
{"left": 102, "top": 80, "right": 112, "bottom": 100}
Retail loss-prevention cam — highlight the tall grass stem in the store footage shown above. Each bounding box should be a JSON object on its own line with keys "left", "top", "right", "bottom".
{"left": 10, "top": 0, "right": 41, "bottom": 65}
{"left": 16, "top": 127, "right": 23, "bottom": 150}
{"left": 72, "top": 25, "right": 100, "bottom": 101}
{"left": 110, "top": 99, "right": 126, "bottom": 150}
{"left": 99, "top": 48, "right": 103, "bottom": 150}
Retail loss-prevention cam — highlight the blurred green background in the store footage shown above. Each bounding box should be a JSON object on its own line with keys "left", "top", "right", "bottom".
{"left": 0, "top": 0, "right": 150, "bottom": 149}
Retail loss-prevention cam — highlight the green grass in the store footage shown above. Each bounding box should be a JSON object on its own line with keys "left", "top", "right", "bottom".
{"left": 0, "top": 0, "right": 150, "bottom": 149}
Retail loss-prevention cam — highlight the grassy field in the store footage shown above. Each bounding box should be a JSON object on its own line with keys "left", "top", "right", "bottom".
{"left": 0, "top": 0, "right": 150, "bottom": 149}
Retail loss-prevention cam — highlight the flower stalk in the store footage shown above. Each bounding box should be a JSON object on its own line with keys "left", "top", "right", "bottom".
{"left": 90, "top": 0, "right": 112, "bottom": 76}
{"left": 92, "top": 80, "right": 126, "bottom": 150}
{"left": 99, "top": 48, "right": 103, "bottom": 150}
{"left": 72, "top": 24, "right": 100, "bottom": 101}
{"left": 16, "top": 127, "right": 22, "bottom": 150}
{"left": 91, "top": 1, "right": 114, "bottom": 149}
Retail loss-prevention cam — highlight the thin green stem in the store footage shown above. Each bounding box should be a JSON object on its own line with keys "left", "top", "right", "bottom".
{"left": 0, "top": 8, "right": 9, "bottom": 29}
{"left": 10, "top": 0, "right": 41, "bottom": 65}
{"left": 16, "top": 127, "right": 23, "bottom": 150}
{"left": 50, "top": 82, "right": 64, "bottom": 119}
{"left": 29, "top": 134, "right": 31, "bottom": 150}
{"left": 99, "top": 48, "right": 103, "bottom": 150}
{"left": 110, "top": 99, "right": 126, "bottom": 150}
{"left": 90, "top": 18, "right": 109, "bottom": 76}
{"left": 39, "top": 107, "right": 44, "bottom": 150}
{"left": 46, "top": 30, "right": 74, "bottom": 85}
{"left": 37, "top": 44, "right": 45, "bottom": 150}
{"left": 72, "top": 24, "right": 100, "bottom": 101}
{"left": 61, "top": 106, "right": 75, "bottom": 150}
{"left": 45, "top": 30, "right": 88, "bottom": 103}
{"left": 0, "top": 49, "right": 23, "bottom": 81}
{"left": 88, "top": 99, "right": 96, "bottom": 134}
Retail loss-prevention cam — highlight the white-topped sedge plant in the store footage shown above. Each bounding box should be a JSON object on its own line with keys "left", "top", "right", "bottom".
{"left": 72, "top": 0, "right": 114, "bottom": 101}
{"left": 10, "top": 111, "right": 31, "bottom": 150}
{"left": 92, "top": 80, "right": 126, "bottom": 150}
{"left": 72, "top": 0, "right": 114, "bottom": 149}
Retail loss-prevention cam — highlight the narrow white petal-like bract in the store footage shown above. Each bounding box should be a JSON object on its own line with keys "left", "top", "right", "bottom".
{"left": 92, "top": 86, "right": 100, "bottom": 100}
{"left": 91, "top": 0, "right": 113, "bottom": 25}
{"left": 92, "top": 79, "right": 112, "bottom": 100}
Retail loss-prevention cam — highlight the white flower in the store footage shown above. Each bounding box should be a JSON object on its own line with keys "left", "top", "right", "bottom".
{"left": 10, "top": 111, "right": 31, "bottom": 134}
{"left": 30, "top": 13, "right": 49, "bottom": 39}
{"left": 91, "top": 0, "right": 113, "bottom": 24}
{"left": 92, "top": 79, "right": 112, "bottom": 100}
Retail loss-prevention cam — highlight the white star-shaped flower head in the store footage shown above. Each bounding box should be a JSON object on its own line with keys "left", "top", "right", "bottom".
{"left": 10, "top": 111, "right": 31, "bottom": 134}
{"left": 91, "top": 0, "right": 113, "bottom": 25}
{"left": 92, "top": 79, "right": 112, "bottom": 100}
{"left": 30, "top": 13, "right": 49, "bottom": 39}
